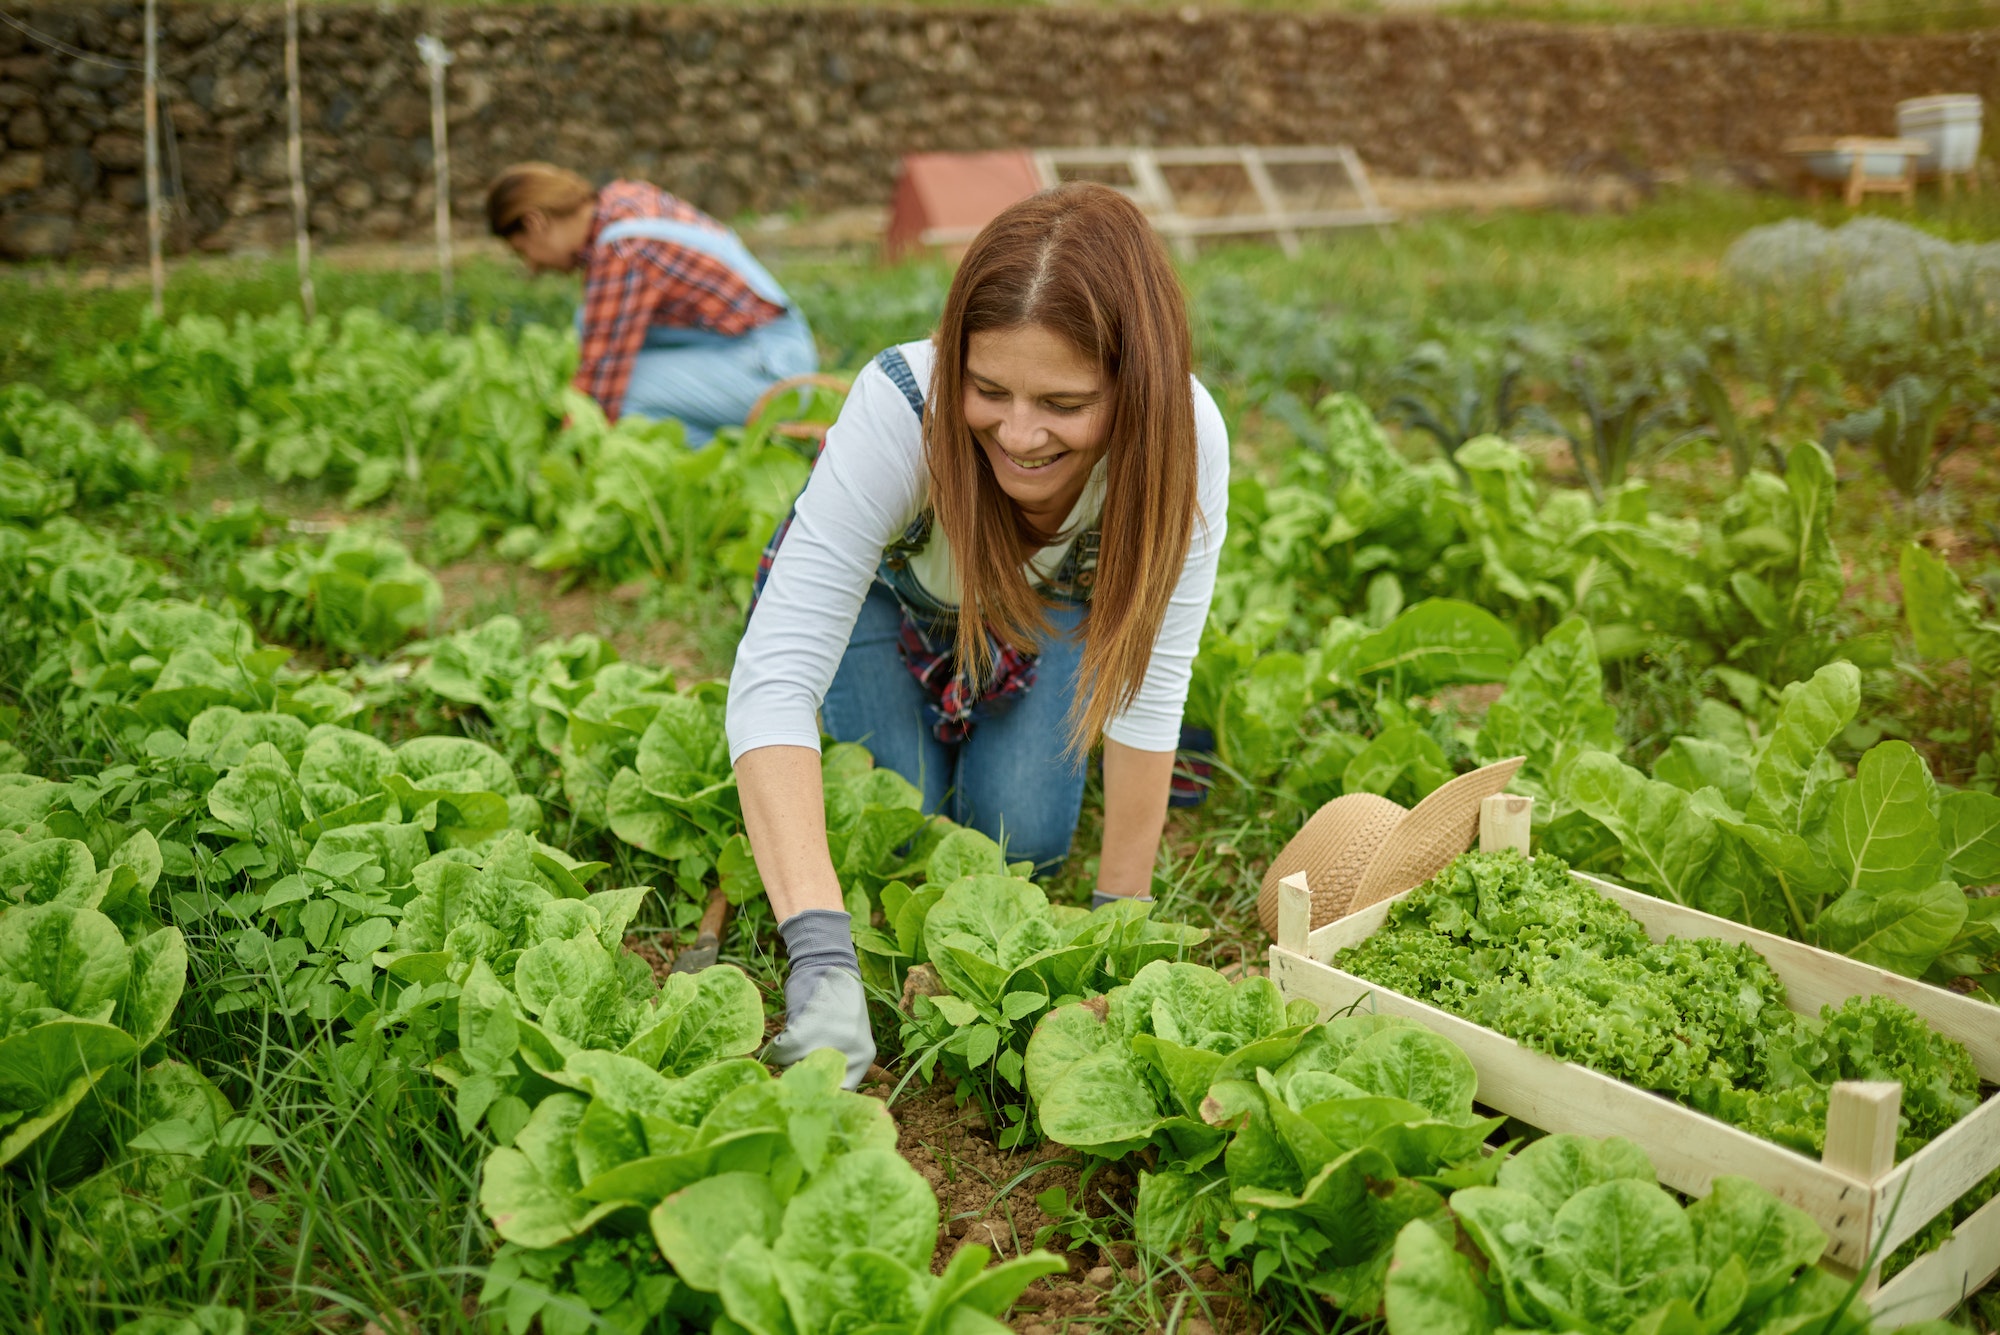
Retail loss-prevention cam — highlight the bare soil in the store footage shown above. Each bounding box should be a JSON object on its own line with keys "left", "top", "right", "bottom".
{"left": 875, "top": 1079, "right": 1257, "bottom": 1333}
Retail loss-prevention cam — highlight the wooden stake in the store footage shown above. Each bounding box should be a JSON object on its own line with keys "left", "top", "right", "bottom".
{"left": 285, "top": 0, "right": 314, "bottom": 321}
{"left": 143, "top": 0, "right": 163, "bottom": 316}
{"left": 417, "top": 33, "right": 454, "bottom": 322}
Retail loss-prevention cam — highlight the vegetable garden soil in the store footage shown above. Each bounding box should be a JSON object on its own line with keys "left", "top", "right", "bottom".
{"left": 881, "top": 1080, "right": 1256, "bottom": 1333}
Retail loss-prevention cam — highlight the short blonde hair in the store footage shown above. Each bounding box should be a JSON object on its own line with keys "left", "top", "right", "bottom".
{"left": 486, "top": 162, "right": 595, "bottom": 236}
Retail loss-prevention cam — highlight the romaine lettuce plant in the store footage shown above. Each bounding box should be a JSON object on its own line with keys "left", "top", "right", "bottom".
{"left": 230, "top": 526, "right": 443, "bottom": 660}
{"left": 873, "top": 829, "right": 1208, "bottom": 1144}
{"left": 0, "top": 838, "right": 186, "bottom": 1166}
{"left": 1384, "top": 1133, "right": 1957, "bottom": 1335}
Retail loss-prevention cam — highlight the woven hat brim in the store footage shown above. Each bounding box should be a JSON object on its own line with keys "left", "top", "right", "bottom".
{"left": 1256, "top": 792, "right": 1407, "bottom": 937}
{"left": 1346, "top": 756, "right": 1525, "bottom": 914}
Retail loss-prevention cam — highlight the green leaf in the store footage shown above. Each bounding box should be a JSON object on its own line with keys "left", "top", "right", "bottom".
{"left": 0, "top": 839, "right": 103, "bottom": 909}
{"left": 1565, "top": 751, "right": 1718, "bottom": 906}
{"left": 773, "top": 1147, "right": 936, "bottom": 1275}
{"left": 652, "top": 1171, "right": 784, "bottom": 1293}
{"left": 120, "top": 926, "right": 186, "bottom": 1049}
{"left": 1940, "top": 790, "right": 2000, "bottom": 885}
{"left": 1476, "top": 616, "right": 1620, "bottom": 800}
{"left": 1334, "top": 1026, "right": 1477, "bottom": 1122}
{"left": 1685, "top": 1175, "right": 1825, "bottom": 1309}
{"left": 1384, "top": 1217, "right": 1499, "bottom": 1335}
{"left": 0, "top": 901, "right": 129, "bottom": 1018}
{"left": 479, "top": 1093, "right": 627, "bottom": 1248}
{"left": 1349, "top": 599, "right": 1520, "bottom": 693}
{"left": 1818, "top": 880, "right": 1968, "bottom": 978}
{"left": 1496, "top": 1134, "right": 1655, "bottom": 1214}
{"left": 1540, "top": 1179, "right": 1703, "bottom": 1331}
{"left": 1820, "top": 742, "right": 1943, "bottom": 898}
{"left": 1744, "top": 663, "right": 1860, "bottom": 836}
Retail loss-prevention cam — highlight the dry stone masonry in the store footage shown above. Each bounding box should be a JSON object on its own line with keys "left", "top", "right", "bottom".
{"left": 2, "top": 2, "right": 1998, "bottom": 261}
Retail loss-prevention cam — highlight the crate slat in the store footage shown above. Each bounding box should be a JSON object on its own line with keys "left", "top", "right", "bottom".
{"left": 1871, "top": 1185, "right": 2000, "bottom": 1325}
{"left": 1267, "top": 944, "right": 1882, "bottom": 1268}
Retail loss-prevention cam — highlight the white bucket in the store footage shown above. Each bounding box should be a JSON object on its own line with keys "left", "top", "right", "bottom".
{"left": 1897, "top": 94, "right": 1983, "bottom": 174}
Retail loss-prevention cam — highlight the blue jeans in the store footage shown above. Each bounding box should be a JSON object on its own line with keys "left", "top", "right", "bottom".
{"left": 620, "top": 310, "right": 819, "bottom": 447}
{"left": 821, "top": 582, "right": 1089, "bottom": 876}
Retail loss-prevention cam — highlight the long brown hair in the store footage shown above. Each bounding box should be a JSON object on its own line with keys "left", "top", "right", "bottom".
{"left": 927, "top": 181, "right": 1199, "bottom": 753}
{"left": 486, "top": 162, "right": 595, "bottom": 236}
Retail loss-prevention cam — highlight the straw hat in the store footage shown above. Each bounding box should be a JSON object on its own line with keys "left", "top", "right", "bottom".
{"left": 1256, "top": 756, "right": 1525, "bottom": 937}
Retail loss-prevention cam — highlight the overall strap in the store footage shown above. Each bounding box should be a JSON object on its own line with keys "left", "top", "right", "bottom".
{"left": 873, "top": 347, "right": 934, "bottom": 563}
{"left": 596, "top": 215, "right": 793, "bottom": 310}
{"left": 874, "top": 347, "right": 926, "bottom": 417}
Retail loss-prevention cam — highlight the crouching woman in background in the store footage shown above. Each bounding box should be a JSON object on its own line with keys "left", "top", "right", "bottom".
{"left": 485, "top": 162, "right": 817, "bottom": 444}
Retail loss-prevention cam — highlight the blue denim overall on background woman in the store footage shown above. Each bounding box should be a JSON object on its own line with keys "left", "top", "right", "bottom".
{"left": 583, "top": 216, "right": 819, "bottom": 445}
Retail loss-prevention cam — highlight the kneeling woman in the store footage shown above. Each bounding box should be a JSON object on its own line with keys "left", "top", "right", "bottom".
{"left": 726, "top": 182, "right": 1229, "bottom": 1086}
{"left": 486, "top": 162, "right": 818, "bottom": 443}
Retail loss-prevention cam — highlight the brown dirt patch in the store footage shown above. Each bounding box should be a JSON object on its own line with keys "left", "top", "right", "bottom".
{"left": 876, "top": 1080, "right": 1257, "bottom": 1332}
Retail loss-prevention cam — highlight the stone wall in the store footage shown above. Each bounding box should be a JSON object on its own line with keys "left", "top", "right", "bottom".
{"left": 2, "top": 3, "right": 1996, "bottom": 261}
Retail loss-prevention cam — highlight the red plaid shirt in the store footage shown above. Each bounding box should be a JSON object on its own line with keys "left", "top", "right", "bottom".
{"left": 573, "top": 181, "right": 786, "bottom": 421}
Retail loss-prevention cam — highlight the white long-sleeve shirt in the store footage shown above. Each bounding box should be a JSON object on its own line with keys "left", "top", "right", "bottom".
{"left": 725, "top": 338, "right": 1229, "bottom": 761}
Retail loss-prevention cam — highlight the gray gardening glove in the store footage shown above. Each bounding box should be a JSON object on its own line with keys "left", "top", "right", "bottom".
{"left": 766, "top": 909, "right": 875, "bottom": 1090}
{"left": 1091, "top": 890, "right": 1154, "bottom": 912}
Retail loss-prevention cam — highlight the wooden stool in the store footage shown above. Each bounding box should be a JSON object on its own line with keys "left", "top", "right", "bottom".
{"left": 1785, "top": 136, "right": 1928, "bottom": 208}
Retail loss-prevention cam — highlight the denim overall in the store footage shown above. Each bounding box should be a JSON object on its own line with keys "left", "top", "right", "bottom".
{"left": 584, "top": 216, "right": 819, "bottom": 445}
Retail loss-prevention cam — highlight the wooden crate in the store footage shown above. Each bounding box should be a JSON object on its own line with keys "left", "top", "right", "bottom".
{"left": 1267, "top": 795, "right": 2000, "bottom": 1324}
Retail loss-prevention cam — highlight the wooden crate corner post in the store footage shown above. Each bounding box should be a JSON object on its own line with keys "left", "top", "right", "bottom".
{"left": 1823, "top": 1081, "right": 1902, "bottom": 1295}
{"left": 1479, "top": 793, "right": 1532, "bottom": 856}
{"left": 1276, "top": 871, "right": 1313, "bottom": 955}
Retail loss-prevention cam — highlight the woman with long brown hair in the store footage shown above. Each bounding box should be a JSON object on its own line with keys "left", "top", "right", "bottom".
{"left": 485, "top": 162, "right": 817, "bottom": 443}
{"left": 727, "top": 183, "right": 1228, "bottom": 1086}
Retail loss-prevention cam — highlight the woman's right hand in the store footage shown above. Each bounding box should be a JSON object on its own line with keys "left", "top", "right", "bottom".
{"left": 766, "top": 908, "right": 876, "bottom": 1089}
{"left": 737, "top": 746, "right": 875, "bottom": 1087}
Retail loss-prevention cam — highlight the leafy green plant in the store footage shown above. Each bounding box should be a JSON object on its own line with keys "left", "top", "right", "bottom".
{"left": 1528, "top": 355, "right": 1689, "bottom": 503}
{"left": 1337, "top": 850, "right": 1982, "bottom": 1163}
{"left": 1901, "top": 541, "right": 2000, "bottom": 788}
{"left": 1822, "top": 374, "right": 1967, "bottom": 499}
{"left": 1023, "top": 971, "right": 1506, "bottom": 1321}
{"left": 1679, "top": 345, "right": 1797, "bottom": 480}
{"left": 1564, "top": 662, "right": 1999, "bottom": 984}
{"left": 0, "top": 836, "right": 185, "bottom": 1167}
{"left": 478, "top": 1047, "right": 1064, "bottom": 1334}
{"left": 1385, "top": 339, "right": 1530, "bottom": 479}
{"left": 1382, "top": 1133, "right": 1944, "bottom": 1335}
{"left": 873, "top": 830, "right": 1208, "bottom": 1145}
{"left": 0, "top": 384, "right": 179, "bottom": 508}
{"left": 231, "top": 526, "right": 443, "bottom": 660}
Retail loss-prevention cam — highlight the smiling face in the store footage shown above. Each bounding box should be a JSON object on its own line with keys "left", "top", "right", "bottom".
{"left": 962, "top": 323, "right": 1113, "bottom": 531}
{"left": 505, "top": 204, "right": 594, "bottom": 274}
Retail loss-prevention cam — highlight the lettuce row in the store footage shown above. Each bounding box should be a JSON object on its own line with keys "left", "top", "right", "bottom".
{"left": 1384, "top": 1134, "right": 1958, "bottom": 1335}
{"left": 1336, "top": 850, "right": 1981, "bottom": 1163}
